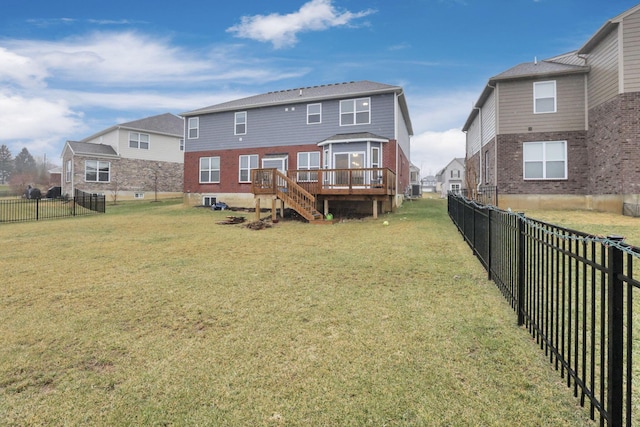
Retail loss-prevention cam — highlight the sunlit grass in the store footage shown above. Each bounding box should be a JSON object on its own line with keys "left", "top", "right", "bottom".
{"left": 1, "top": 199, "right": 595, "bottom": 425}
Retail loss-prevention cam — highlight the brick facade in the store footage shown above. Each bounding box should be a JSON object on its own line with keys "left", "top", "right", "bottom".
{"left": 494, "top": 130, "right": 588, "bottom": 195}
{"left": 588, "top": 92, "right": 640, "bottom": 195}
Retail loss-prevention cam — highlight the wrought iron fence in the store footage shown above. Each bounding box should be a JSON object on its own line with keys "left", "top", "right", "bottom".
{"left": 461, "top": 185, "right": 498, "bottom": 206}
{"left": 448, "top": 192, "right": 640, "bottom": 427}
{"left": 0, "top": 189, "right": 105, "bottom": 223}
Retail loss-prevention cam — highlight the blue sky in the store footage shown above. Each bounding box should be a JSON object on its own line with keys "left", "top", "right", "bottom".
{"left": 1, "top": 0, "right": 638, "bottom": 175}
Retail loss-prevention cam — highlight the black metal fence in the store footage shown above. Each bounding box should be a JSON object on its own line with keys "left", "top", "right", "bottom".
{"left": 448, "top": 192, "right": 640, "bottom": 427}
{"left": 461, "top": 185, "right": 498, "bottom": 206}
{"left": 0, "top": 189, "right": 105, "bottom": 223}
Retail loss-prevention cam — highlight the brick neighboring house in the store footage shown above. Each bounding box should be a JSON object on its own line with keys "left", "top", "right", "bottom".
{"left": 180, "top": 81, "right": 413, "bottom": 219}
{"left": 61, "top": 113, "right": 184, "bottom": 200}
{"left": 463, "top": 4, "right": 640, "bottom": 213}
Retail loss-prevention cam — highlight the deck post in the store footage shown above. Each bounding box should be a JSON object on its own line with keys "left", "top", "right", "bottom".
{"left": 372, "top": 199, "right": 378, "bottom": 219}
{"left": 324, "top": 199, "right": 329, "bottom": 216}
{"left": 255, "top": 197, "right": 261, "bottom": 221}
{"left": 271, "top": 197, "right": 277, "bottom": 222}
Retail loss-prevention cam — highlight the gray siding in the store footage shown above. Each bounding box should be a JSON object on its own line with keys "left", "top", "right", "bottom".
{"left": 497, "top": 74, "right": 586, "bottom": 134}
{"left": 623, "top": 8, "right": 640, "bottom": 92}
{"left": 587, "top": 28, "right": 619, "bottom": 107}
{"left": 396, "top": 95, "right": 411, "bottom": 160}
{"left": 482, "top": 91, "right": 496, "bottom": 145}
{"left": 186, "top": 93, "right": 396, "bottom": 153}
{"left": 466, "top": 117, "right": 481, "bottom": 157}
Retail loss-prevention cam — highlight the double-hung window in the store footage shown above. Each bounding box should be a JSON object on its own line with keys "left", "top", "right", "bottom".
{"left": 188, "top": 117, "right": 199, "bottom": 139}
{"left": 239, "top": 154, "right": 258, "bottom": 182}
{"left": 235, "top": 112, "right": 247, "bottom": 135}
{"left": 523, "top": 141, "right": 567, "bottom": 179}
{"left": 340, "top": 98, "right": 370, "bottom": 125}
{"left": 307, "top": 103, "right": 321, "bottom": 124}
{"left": 534, "top": 81, "right": 556, "bottom": 114}
{"left": 200, "top": 156, "right": 220, "bottom": 183}
{"left": 85, "top": 160, "right": 110, "bottom": 182}
{"left": 129, "top": 132, "right": 149, "bottom": 149}
{"left": 297, "top": 152, "right": 320, "bottom": 181}
{"left": 65, "top": 159, "right": 72, "bottom": 182}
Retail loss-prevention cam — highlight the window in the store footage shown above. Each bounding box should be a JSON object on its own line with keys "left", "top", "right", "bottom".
{"left": 340, "top": 98, "right": 370, "bottom": 125}
{"left": 297, "top": 152, "right": 320, "bottom": 181}
{"left": 484, "top": 151, "right": 490, "bottom": 184}
{"left": 66, "top": 160, "right": 72, "bottom": 182}
{"left": 371, "top": 147, "right": 380, "bottom": 168}
{"left": 200, "top": 156, "right": 220, "bottom": 183}
{"left": 450, "top": 183, "right": 461, "bottom": 193}
{"left": 129, "top": 132, "right": 149, "bottom": 149}
{"left": 307, "top": 103, "right": 321, "bottom": 124}
{"left": 235, "top": 112, "right": 247, "bottom": 135}
{"left": 534, "top": 81, "right": 556, "bottom": 114}
{"left": 523, "top": 141, "right": 567, "bottom": 179}
{"left": 134, "top": 192, "right": 145, "bottom": 199}
{"left": 85, "top": 160, "right": 110, "bottom": 182}
{"left": 179, "top": 139, "right": 184, "bottom": 151}
{"left": 203, "top": 196, "right": 216, "bottom": 207}
{"left": 188, "top": 117, "right": 199, "bottom": 139}
{"left": 239, "top": 154, "right": 258, "bottom": 182}
{"left": 262, "top": 156, "right": 288, "bottom": 172}
{"left": 450, "top": 169, "right": 460, "bottom": 178}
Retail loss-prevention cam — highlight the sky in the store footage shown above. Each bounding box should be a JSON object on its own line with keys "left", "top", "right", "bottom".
{"left": 1, "top": 0, "right": 638, "bottom": 176}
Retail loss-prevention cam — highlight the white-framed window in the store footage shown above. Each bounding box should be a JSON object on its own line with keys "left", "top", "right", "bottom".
{"left": 200, "top": 156, "right": 220, "bottom": 183}
{"left": 534, "top": 81, "right": 556, "bottom": 114}
{"left": 450, "top": 183, "right": 461, "bottom": 193}
{"left": 134, "top": 192, "right": 145, "bottom": 199}
{"left": 262, "top": 156, "right": 288, "bottom": 172}
{"left": 450, "top": 169, "right": 460, "bottom": 178}
{"left": 188, "top": 117, "right": 199, "bottom": 139}
{"left": 340, "top": 98, "right": 370, "bottom": 126}
{"left": 85, "top": 160, "right": 110, "bottom": 182}
{"left": 297, "top": 152, "right": 320, "bottom": 181}
{"left": 523, "top": 140, "right": 567, "bottom": 180}
{"left": 203, "top": 195, "right": 216, "bottom": 206}
{"left": 179, "top": 139, "right": 184, "bottom": 151}
{"left": 239, "top": 154, "right": 258, "bottom": 182}
{"left": 66, "top": 159, "right": 72, "bottom": 182}
{"left": 235, "top": 112, "right": 247, "bottom": 135}
{"left": 307, "top": 103, "right": 321, "bottom": 124}
{"left": 129, "top": 132, "right": 150, "bottom": 149}
{"left": 371, "top": 147, "right": 380, "bottom": 168}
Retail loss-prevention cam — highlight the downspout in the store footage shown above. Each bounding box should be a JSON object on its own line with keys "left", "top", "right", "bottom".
{"left": 473, "top": 106, "right": 483, "bottom": 193}
{"left": 395, "top": 91, "right": 400, "bottom": 205}
{"left": 487, "top": 83, "right": 496, "bottom": 189}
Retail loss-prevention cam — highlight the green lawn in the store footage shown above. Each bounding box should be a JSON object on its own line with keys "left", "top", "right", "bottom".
{"left": 1, "top": 199, "right": 596, "bottom": 426}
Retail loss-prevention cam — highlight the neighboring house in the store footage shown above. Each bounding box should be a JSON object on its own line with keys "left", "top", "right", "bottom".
{"left": 435, "top": 158, "right": 465, "bottom": 197}
{"left": 463, "top": 4, "right": 640, "bottom": 212}
{"left": 61, "top": 113, "right": 184, "bottom": 200}
{"left": 180, "top": 81, "right": 413, "bottom": 220}
{"left": 409, "top": 164, "right": 422, "bottom": 197}
{"left": 47, "top": 167, "right": 62, "bottom": 187}
{"left": 421, "top": 175, "right": 437, "bottom": 193}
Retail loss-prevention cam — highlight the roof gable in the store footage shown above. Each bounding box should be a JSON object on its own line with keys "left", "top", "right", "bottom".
{"left": 578, "top": 3, "right": 640, "bottom": 54}
{"left": 81, "top": 112, "right": 183, "bottom": 143}
{"left": 65, "top": 141, "right": 118, "bottom": 157}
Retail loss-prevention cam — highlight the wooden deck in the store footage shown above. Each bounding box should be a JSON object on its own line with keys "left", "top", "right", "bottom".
{"left": 252, "top": 168, "right": 396, "bottom": 197}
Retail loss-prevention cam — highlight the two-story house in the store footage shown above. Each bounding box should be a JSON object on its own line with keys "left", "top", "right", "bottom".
{"left": 61, "top": 113, "right": 184, "bottom": 200}
{"left": 181, "top": 81, "right": 413, "bottom": 220}
{"left": 435, "top": 158, "right": 465, "bottom": 197}
{"left": 463, "top": 3, "right": 640, "bottom": 213}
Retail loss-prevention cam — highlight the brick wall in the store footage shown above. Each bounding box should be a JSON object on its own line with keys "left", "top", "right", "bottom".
{"left": 588, "top": 92, "right": 640, "bottom": 195}
{"left": 496, "top": 130, "right": 588, "bottom": 195}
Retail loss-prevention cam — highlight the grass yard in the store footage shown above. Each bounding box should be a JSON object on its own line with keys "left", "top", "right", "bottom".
{"left": 1, "top": 199, "right": 597, "bottom": 426}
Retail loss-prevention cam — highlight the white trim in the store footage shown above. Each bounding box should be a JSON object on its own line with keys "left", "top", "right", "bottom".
{"left": 339, "top": 97, "right": 371, "bottom": 126}
{"left": 307, "top": 103, "right": 322, "bottom": 124}
{"left": 199, "top": 156, "right": 220, "bottom": 183}
{"left": 317, "top": 137, "right": 386, "bottom": 147}
{"left": 239, "top": 154, "right": 258, "bottom": 182}
{"left": 522, "top": 140, "right": 567, "bottom": 180}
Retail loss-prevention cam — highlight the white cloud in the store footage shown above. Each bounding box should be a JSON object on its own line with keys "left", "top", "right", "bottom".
{"left": 411, "top": 129, "right": 466, "bottom": 177}
{"left": 0, "top": 47, "right": 48, "bottom": 89}
{"left": 227, "top": 0, "right": 375, "bottom": 49}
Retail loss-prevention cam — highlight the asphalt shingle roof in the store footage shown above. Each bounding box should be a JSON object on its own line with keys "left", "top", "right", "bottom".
{"left": 66, "top": 141, "right": 118, "bottom": 157}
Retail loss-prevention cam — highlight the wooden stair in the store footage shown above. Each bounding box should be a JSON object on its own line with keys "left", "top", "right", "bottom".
{"left": 273, "top": 171, "right": 324, "bottom": 222}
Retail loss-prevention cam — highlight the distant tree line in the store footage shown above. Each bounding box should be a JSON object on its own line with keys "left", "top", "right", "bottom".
{"left": 0, "top": 144, "right": 56, "bottom": 195}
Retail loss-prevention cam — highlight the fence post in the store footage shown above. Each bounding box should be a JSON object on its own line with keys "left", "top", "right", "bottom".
{"left": 36, "top": 198, "right": 40, "bottom": 221}
{"left": 517, "top": 213, "right": 526, "bottom": 326}
{"left": 607, "top": 235, "right": 624, "bottom": 427}
{"left": 487, "top": 208, "right": 492, "bottom": 280}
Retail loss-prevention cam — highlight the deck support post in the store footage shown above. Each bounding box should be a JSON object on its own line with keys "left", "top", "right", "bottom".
{"left": 255, "top": 197, "right": 261, "bottom": 221}
{"left": 372, "top": 199, "right": 378, "bottom": 219}
{"left": 324, "top": 199, "right": 329, "bottom": 216}
{"left": 271, "top": 197, "right": 277, "bottom": 222}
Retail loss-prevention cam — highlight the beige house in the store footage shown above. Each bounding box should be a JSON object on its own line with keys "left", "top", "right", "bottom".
{"left": 61, "top": 113, "right": 184, "bottom": 200}
{"left": 463, "top": 4, "right": 640, "bottom": 213}
{"left": 436, "top": 158, "right": 465, "bottom": 197}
